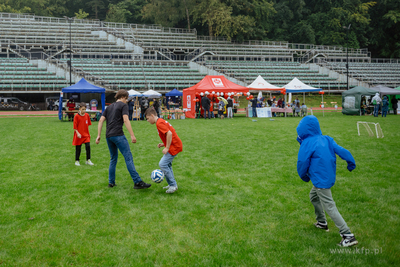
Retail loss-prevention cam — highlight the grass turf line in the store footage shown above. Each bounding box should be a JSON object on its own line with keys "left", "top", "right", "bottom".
{"left": 0, "top": 113, "right": 399, "bottom": 266}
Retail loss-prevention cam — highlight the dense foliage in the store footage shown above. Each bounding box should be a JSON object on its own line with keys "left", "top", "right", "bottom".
{"left": 1, "top": 0, "right": 399, "bottom": 57}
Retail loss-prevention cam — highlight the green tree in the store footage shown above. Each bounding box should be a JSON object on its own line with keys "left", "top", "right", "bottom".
{"left": 123, "top": 0, "right": 147, "bottom": 24}
{"left": 142, "top": 0, "right": 184, "bottom": 27}
{"left": 304, "top": 0, "right": 376, "bottom": 48}
{"left": 86, "top": 0, "right": 106, "bottom": 19}
{"left": 0, "top": 2, "right": 31, "bottom": 13}
{"left": 290, "top": 20, "right": 315, "bottom": 44}
{"left": 228, "top": 0, "right": 276, "bottom": 40}
{"left": 106, "top": 2, "right": 132, "bottom": 23}
{"left": 74, "top": 8, "right": 89, "bottom": 19}
{"left": 141, "top": 0, "right": 196, "bottom": 28}
{"left": 369, "top": 0, "right": 400, "bottom": 57}
{"left": 192, "top": 0, "right": 255, "bottom": 39}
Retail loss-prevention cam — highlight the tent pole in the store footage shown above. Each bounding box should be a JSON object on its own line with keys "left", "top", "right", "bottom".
{"left": 285, "top": 94, "right": 287, "bottom": 117}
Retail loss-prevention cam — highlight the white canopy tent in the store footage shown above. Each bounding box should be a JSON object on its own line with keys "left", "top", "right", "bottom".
{"left": 128, "top": 89, "right": 143, "bottom": 97}
{"left": 370, "top": 85, "right": 400, "bottom": 96}
{"left": 142, "top": 89, "right": 162, "bottom": 98}
{"left": 284, "top": 77, "right": 322, "bottom": 103}
{"left": 247, "top": 75, "right": 284, "bottom": 91}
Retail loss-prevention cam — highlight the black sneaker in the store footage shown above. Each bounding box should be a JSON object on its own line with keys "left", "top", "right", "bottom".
{"left": 134, "top": 181, "right": 151, "bottom": 189}
{"left": 314, "top": 221, "right": 329, "bottom": 231}
{"left": 338, "top": 234, "right": 358, "bottom": 247}
{"left": 108, "top": 183, "right": 117, "bottom": 188}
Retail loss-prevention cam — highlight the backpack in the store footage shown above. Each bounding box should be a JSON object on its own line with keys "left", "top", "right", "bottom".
{"left": 373, "top": 99, "right": 377, "bottom": 105}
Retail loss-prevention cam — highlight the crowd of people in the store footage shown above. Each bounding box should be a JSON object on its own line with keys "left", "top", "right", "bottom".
{"left": 247, "top": 95, "right": 308, "bottom": 118}
{"left": 361, "top": 93, "right": 397, "bottom": 117}
{"left": 126, "top": 96, "right": 182, "bottom": 121}
{"left": 198, "top": 93, "right": 236, "bottom": 119}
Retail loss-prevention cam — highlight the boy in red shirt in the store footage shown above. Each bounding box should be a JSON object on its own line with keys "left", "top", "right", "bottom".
{"left": 145, "top": 107, "right": 182, "bottom": 193}
{"left": 73, "top": 102, "right": 94, "bottom": 166}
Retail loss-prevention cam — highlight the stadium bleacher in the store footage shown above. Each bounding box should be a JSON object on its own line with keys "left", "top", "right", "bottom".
{"left": 0, "top": 15, "right": 131, "bottom": 56}
{"left": 328, "top": 62, "right": 400, "bottom": 88}
{"left": 0, "top": 12, "right": 399, "bottom": 98}
{"left": 0, "top": 58, "right": 69, "bottom": 91}
{"left": 204, "top": 60, "right": 348, "bottom": 90}
{"left": 60, "top": 59, "right": 204, "bottom": 90}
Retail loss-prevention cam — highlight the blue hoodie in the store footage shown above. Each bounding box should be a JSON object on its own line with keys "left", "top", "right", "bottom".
{"left": 296, "top": 116, "right": 356, "bottom": 188}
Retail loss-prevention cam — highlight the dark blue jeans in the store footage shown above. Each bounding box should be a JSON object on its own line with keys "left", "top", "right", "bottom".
{"left": 373, "top": 104, "right": 380, "bottom": 117}
{"left": 204, "top": 107, "right": 211, "bottom": 119}
{"left": 252, "top": 107, "right": 257, "bottom": 117}
{"left": 106, "top": 135, "right": 142, "bottom": 185}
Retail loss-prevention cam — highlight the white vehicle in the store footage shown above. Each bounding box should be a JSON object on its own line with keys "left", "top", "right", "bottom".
{"left": 54, "top": 99, "right": 68, "bottom": 111}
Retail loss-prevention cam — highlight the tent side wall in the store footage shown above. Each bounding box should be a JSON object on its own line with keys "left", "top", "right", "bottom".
{"left": 183, "top": 89, "right": 196, "bottom": 119}
{"left": 58, "top": 95, "right": 63, "bottom": 120}
{"left": 342, "top": 93, "right": 362, "bottom": 115}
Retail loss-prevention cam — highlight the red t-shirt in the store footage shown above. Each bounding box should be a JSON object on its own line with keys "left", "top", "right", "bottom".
{"left": 72, "top": 113, "right": 92, "bottom": 146}
{"left": 67, "top": 101, "right": 75, "bottom": 111}
{"left": 156, "top": 118, "right": 182, "bottom": 156}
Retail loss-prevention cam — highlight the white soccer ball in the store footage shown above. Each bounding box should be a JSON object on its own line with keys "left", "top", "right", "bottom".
{"left": 151, "top": 169, "right": 164, "bottom": 183}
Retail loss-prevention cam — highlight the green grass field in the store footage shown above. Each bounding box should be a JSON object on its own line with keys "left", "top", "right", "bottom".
{"left": 0, "top": 113, "right": 399, "bottom": 266}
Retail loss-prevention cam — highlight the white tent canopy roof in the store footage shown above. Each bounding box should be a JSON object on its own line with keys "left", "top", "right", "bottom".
{"left": 284, "top": 77, "right": 321, "bottom": 93}
{"left": 142, "top": 89, "right": 162, "bottom": 98}
{"left": 370, "top": 85, "right": 400, "bottom": 95}
{"left": 247, "top": 75, "right": 283, "bottom": 90}
{"left": 128, "top": 89, "right": 143, "bottom": 96}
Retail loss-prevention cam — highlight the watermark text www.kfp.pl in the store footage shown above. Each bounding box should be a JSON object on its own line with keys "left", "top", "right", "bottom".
{"left": 330, "top": 247, "right": 382, "bottom": 255}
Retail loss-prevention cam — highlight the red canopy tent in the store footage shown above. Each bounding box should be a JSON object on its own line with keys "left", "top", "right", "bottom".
{"left": 183, "top": 75, "right": 249, "bottom": 118}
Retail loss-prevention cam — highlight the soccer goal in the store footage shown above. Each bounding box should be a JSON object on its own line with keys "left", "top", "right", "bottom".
{"left": 357, "top": 121, "right": 384, "bottom": 138}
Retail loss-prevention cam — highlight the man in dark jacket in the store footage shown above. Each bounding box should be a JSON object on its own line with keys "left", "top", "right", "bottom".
{"left": 140, "top": 97, "right": 148, "bottom": 120}
{"left": 391, "top": 96, "right": 398, "bottom": 115}
{"left": 250, "top": 96, "right": 257, "bottom": 117}
{"left": 201, "top": 95, "right": 211, "bottom": 119}
{"left": 267, "top": 97, "right": 272, "bottom": 107}
{"left": 153, "top": 98, "right": 160, "bottom": 117}
{"left": 128, "top": 97, "right": 134, "bottom": 120}
{"left": 227, "top": 97, "right": 233, "bottom": 118}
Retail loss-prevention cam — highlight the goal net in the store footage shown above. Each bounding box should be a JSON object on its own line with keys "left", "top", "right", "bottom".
{"left": 357, "top": 121, "right": 384, "bottom": 138}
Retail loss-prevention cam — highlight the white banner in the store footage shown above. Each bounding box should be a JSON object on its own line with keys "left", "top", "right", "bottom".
{"left": 256, "top": 107, "right": 272, "bottom": 118}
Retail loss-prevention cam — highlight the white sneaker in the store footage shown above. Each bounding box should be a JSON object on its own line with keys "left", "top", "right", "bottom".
{"left": 338, "top": 234, "right": 358, "bottom": 247}
{"left": 86, "top": 159, "right": 94, "bottom": 166}
{"left": 163, "top": 185, "right": 170, "bottom": 190}
{"left": 75, "top": 161, "right": 80, "bottom": 166}
{"left": 166, "top": 186, "right": 178, "bottom": 194}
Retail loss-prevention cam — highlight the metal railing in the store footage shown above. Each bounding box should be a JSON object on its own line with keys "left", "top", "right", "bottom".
{"left": 371, "top": 58, "right": 400, "bottom": 64}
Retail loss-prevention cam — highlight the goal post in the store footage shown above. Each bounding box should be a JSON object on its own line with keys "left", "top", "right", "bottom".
{"left": 357, "top": 121, "right": 384, "bottom": 138}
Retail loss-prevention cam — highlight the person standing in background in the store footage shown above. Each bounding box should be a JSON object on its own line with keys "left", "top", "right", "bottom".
{"left": 391, "top": 96, "right": 398, "bottom": 115}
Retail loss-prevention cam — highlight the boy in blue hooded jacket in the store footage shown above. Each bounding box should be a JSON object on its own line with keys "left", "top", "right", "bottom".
{"left": 296, "top": 115, "right": 358, "bottom": 247}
